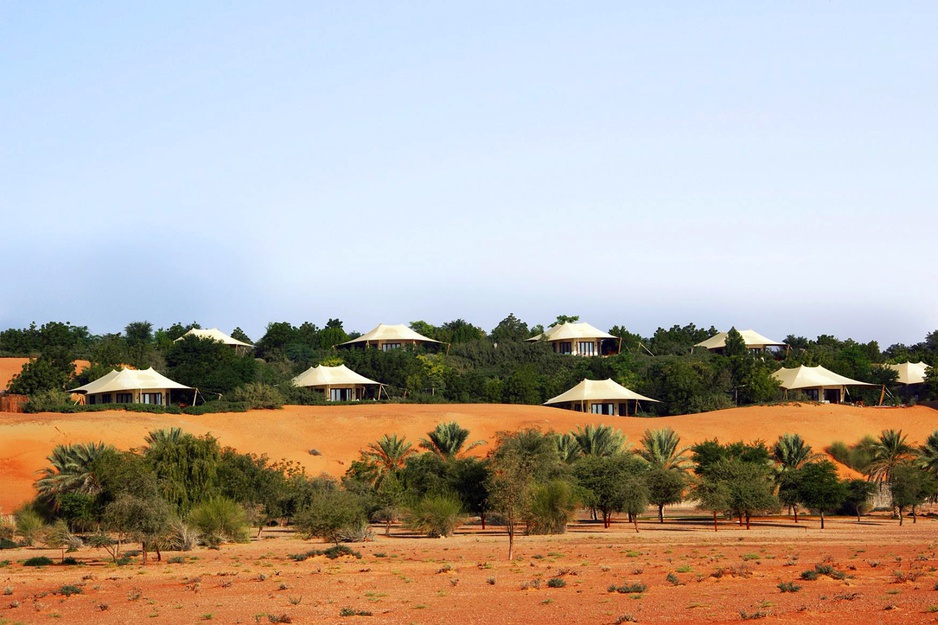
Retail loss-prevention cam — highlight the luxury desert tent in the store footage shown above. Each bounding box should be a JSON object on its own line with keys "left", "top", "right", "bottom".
{"left": 175, "top": 328, "right": 254, "bottom": 354}
{"left": 526, "top": 322, "right": 620, "bottom": 356}
{"left": 694, "top": 329, "right": 787, "bottom": 354}
{"left": 544, "top": 378, "right": 659, "bottom": 416}
{"left": 292, "top": 364, "right": 385, "bottom": 401}
{"left": 772, "top": 364, "right": 875, "bottom": 404}
{"left": 69, "top": 368, "right": 193, "bottom": 406}
{"left": 339, "top": 323, "right": 440, "bottom": 351}
{"left": 884, "top": 361, "right": 930, "bottom": 386}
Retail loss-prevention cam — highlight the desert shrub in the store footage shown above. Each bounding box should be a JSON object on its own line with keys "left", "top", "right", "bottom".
{"left": 525, "top": 480, "right": 578, "bottom": 535}
{"left": 187, "top": 497, "right": 250, "bottom": 545}
{"left": 23, "top": 556, "right": 54, "bottom": 567}
{"left": 547, "top": 577, "right": 566, "bottom": 588}
{"left": 25, "top": 389, "right": 72, "bottom": 412}
{"left": 57, "top": 584, "right": 82, "bottom": 596}
{"left": 14, "top": 508, "right": 45, "bottom": 546}
{"left": 405, "top": 495, "right": 467, "bottom": 538}
{"left": 608, "top": 582, "right": 647, "bottom": 594}
{"left": 0, "top": 516, "right": 15, "bottom": 547}
{"left": 800, "top": 569, "right": 818, "bottom": 581}
{"left": 182, "top": 401, "right": 251, "bottom": 415}
{"left": 294, "top": 490, "right": 369, "bottom": 545}
{"left": 778, "top": 581, "right": 802, "bottom": 593}
{"left": 163, "top": 519, "right": 199, "bottom": 551}
{"left": 229, "top": 383, "right": 284, "bottom": 409}
{"left": 335, "top": 517, "right": 374, "bottom": 543}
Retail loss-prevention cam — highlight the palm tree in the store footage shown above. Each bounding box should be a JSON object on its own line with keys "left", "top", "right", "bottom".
{"left": 35, "top": 442, "right": 113, "bottom": 506}
{"left": 419, "top": 422, "right": 485, "bottom": 461}
{"left": 554, "top": 433, "right": 582, "bottom": 463}
{"left": 919, "top": 430, "right": 938, "bottom": 477}
{"left": 866, "top": 429, "right": 916, "bottom": 485}
{"left": 572, "top": 424, "right": 627, "bottom": 457}
{"left": 363, "top": 434, "right": 416, "bottom": 484}
{"left": 772, "top": 433, "right": 823, "bottom": 473}
{"left": 144, "top": 427, "right": 185, "bottom": 449}
{"left": 638, "top": 428, "right": 690, "bottom": 472}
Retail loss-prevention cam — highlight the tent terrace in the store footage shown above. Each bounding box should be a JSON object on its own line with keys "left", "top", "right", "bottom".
{"left": 339, "top": 324, "right": 439, "bottom": 351}
{"left": 69, "top": 368, "right": 192, "bottom": 406}
{"left": 544, "top": 378, "right": 659, "bottom": 416}
{"left": 772, "top": 365, "right": 874, "bottom": 404}
{"left": 526, "top": 322, "right": 619, "bottom": 357}
{"left": 292, "top": 364, "right": 384, "bottom": 401}
{"left": 694, "top": 329, "right": 786, "bottom": 354}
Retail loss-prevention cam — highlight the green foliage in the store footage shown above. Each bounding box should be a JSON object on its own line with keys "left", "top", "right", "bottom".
{"left": 22, "top": 556, "right": 55, "bottom": 567}
{"left": 838, "top": 479, "right": 876, "bottom": 519}
{"left": 793, "top": 461, "right": 847, "bottom": 527}
{"left": 889, "top": 462, "right": 937, "bottom": 524}
{"left": 144, "top": 429, "right": 221, "bottom": 514}
{"left": 229, "top": 383, "right": 284, "bottom": 409}
{"left": 8, "top": 353, "right": 75, "bottom": 395}
{"left": 608, "top": 581, "right": 647, "bottom": 594}
{"left": 405, "top": 494, "right": 467, "bottom": 537}
{"left": 525, "top": 479, "right": 578, "bottom": 535}
{"left": 187, "top": 496, "right": 250, "bottom": 545}
{"left": 294, "top": 489, "right": 369, "bottom": 545}
{"left": 644, "top": 467, "right": 686, "bottom": 522}
{"left": 778, "top": 581, "right": 802, "bottom": 593}
{"left": 24, "top": 389, "right": 72, "bottom": 412}
{"left": 164, "top": 335, "right": 257, "bottom": 398}
{"left": 573, "top": 454, "right": 647, "bottom": 528}
{"left": 490, "top": 313, "right": 530, "bottom": 343}
{"left": 420, "top": 422, "right": 485, "bottom": 460}
{"left": 572, "top": 424, "right": 627, "bottom": 457}
{"left": 14, "top": 508, "right": 45, "bottom": 546}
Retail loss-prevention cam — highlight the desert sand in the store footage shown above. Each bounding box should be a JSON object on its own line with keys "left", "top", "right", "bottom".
{"left": 2, "top": 400, "right": 937, "bottom": 514}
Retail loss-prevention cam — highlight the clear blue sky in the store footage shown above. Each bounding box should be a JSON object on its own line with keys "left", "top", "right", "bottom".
{"left": 2, "top": 2, "right": 935, "bottom": 347}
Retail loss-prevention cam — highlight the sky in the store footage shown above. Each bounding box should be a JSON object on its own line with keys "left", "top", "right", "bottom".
{"left": 2, "top": 2, "right": 936, "bottom": 347}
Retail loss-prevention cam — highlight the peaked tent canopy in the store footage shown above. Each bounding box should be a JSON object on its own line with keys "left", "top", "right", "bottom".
{"left": 527, "top": 321, "right": 615, "bottom": 342}
{"left": 175, "top": 328, "right": 253, "bottom": 348}
{"left": 70, "top": 367, "right": 192, "bottom": 394}
{"left": 292, "top": 364, "right": 381, "bottom": 388}
{"left": 544, "top": 378, "right": 659, "bottom": 405}
{"left": 772, "top": 365, "right": 875, "bottom": 391}
{"left": 695, "top": 329, "right": 786, "bottom": 351}
{"left": 884, "top": 361, "right": 930, "bottom": 385}
{"left": 339, "top": 323, "right": 440, "bottom": 346}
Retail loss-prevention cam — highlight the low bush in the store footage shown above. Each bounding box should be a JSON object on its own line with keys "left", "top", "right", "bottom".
{"left": 23, "top": 556, "right": 54, "bottom": 567}
{"left": 229, "top": 383, "right": 284, "bottom": 409}
{"left": 183, "top": 401, "right": 251, "bottom": 415}
{"left": 405, "top": 495, "right": 467, "bottom": 538}
{"left": 608, "top": 582, "right": 647, "bottom": 594}
{"left": 187, "top": 497, "right": 250, "bottom": 545}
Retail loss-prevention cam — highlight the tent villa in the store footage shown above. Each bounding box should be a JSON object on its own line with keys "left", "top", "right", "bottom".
{"left": 884, "top": 361, "right": 930, "bottom": 386}
{"left": 176, "top": 328, "right": 254, "bottom": 354}
{"left": 292, "top": 364, "right": 384, "bottom": 401}
{"left": 339, "top": 324, "right": 440, "bottom": 351}
{"left": 695, "top": 329, "right": 786, "bottom": 354}
{"left": 544, "top": 378, "right": 659, "bottom": 416}
{"left": 772, "top": 365, "right": 875, "bottom": 404}
{"left": 69, "top": 368, "right": 192, "bottom": 406}
{"left": 526, "top": 322, "right": 619, "bottom": 357}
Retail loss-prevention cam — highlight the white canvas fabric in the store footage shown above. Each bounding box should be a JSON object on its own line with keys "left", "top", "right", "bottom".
{"left": 695, "top": 329, "right": 786, "bottom": 350}
{"left": 544, "top": 378, "right": 659, "bottom": 405}
{"left": 292, "top": 364, "right": 381, "bottom": 388}
{"left": 340, "top": 323, "right": 439, "bottom": 345}
{"left": 70, "top": 368, "right": 191, "bottom": 394}
{"left": 527, "top": 322, "right": 615, "bottom": 342}
{"left": 176, "top": 328, "right": 253, "bottom": 348}
{"left": 884, "top": 361, "right": 930, "bottom": 385}
{"left": 772, "top": 365, "right": 875, "bottom": 390}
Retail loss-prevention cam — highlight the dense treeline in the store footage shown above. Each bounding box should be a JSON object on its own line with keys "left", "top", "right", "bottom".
{"left": 6, "top": 424, "right": 938, "bottom": 562}
{"left": 2, "top": 316, "right": 938, "bottom": 414}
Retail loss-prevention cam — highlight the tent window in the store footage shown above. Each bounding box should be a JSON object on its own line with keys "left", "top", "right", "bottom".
{"left": 590, "top": 403, "right": 615, "bottom": 415}
{"left": 382, "top": 343, "right": 402, "bottom": 351}
{"left": 578, "top": 341, "right": 596, "bottom": 357}
{"left": 330, "top": 388, "right": 353, "bottom": 402}
{"left": 803, "top": 389, "right": 819, "bottom": 402}
{"left": 557, "top": 341, "right": 572, "bottom": 355}
{"left": 142, "top": 393, "right": 163, "bottom": 405}
{"left": 116, "top": 393, "right": 133, "bottom": 403}
{"left": 99, "top": 394, "right": 112, "bottom": 404}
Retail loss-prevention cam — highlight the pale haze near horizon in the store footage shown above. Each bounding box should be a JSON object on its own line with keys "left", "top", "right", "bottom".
{"left": 2, "top": 2, "right": 935, "bottom": 347}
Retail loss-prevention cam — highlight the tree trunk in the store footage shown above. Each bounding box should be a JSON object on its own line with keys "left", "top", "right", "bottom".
{"left": 912, "top": 505, "right": 917, "bottom": 524}
{"left": 898, "top": 507, "right": 904, "bottom": 526}
{"left": 793, "top": 506, "right": 798, "bottom": 523}
{"left": 820, "top": 511, "right": 825, "bottom": 529}
{"left": 480, "top": 512, "right": 486, "bottom": 531}
{"left": 745, "top": 513, "right": 751, "bottom": 530}
{"left": 603, "top": 511, "right": 611, "bottom": 529}
{"left": 155, "top": 543, "right": 162, "bottom": 562}
{"left": 141, "top": 541, "right": 148, "bottom": 565}
{"left": 633, "top": 516, "right": 639, "bottom": 533}
{"left": 713, "top": 511, "right": 718, "bottom": 532}
{"left": 658, "top": 504, "right": 664, "bottom": 523}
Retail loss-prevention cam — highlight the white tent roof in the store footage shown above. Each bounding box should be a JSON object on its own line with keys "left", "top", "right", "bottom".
{"left": 545, "top": 378, "right": 659, "bottom": 405}
{"left": 695, "top": 329, "right": 786, "bottom": 350}
{"left": 339, "top": 323, "right": 439, "bottom": 345}
{"left": 292, "top": 364, "right": 381, "bottom": 388}
{"left": 527, "top": 322, "right": 615, "bottom": 342}
{"left": 175, "top": 328, "right": 253, "bottom": 348}
{"left": 772, "top": 365, "right": 875, "bottom": 391}
{"left": 884, "top": 361, "right": 930, "bottom": 385}
{"left": 70, "top": 368, "right": 191, "bottom": 394}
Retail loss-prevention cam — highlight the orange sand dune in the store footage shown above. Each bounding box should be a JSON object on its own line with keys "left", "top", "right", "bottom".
{"left": 1, "top": 402, "right": 936, "bottom": 514}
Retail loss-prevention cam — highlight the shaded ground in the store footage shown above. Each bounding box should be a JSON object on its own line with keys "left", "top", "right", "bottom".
{"left": 2, "top": 514, "right": 938, "bottom": 624}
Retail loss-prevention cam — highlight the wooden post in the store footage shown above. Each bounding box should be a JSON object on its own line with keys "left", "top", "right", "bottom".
{"left": 879, "top": 385, "right": 886, "bottom": 406}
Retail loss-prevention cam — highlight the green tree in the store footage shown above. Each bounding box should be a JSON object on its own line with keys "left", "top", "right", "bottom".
{"left": 839, "top": 479, "right": 877, "bottom": 522}
{"left": 638, "top": 428, "right": 690, "bottom": 472}
{"left": 143, "top": 429, "right": 221, "bottom": 514}
{"left": 573, "top": 454, "right": 646, "bottom": 528}
{"left": 795, "top": 461, "right": 846, "bottom": 529}
{"left": 419, "top": 422, "right": 485, "bottom": 461}
{"left": 866, "top": 429, "right": 916, "bottom": 486}
{"left": 358, "top": 434, "right": 417, "bottom": 487}
{"left": 525, "top": 479, "right": 578, "bottom": 534}
{"left": 772, "top": 433, "right": 820, "bottom": 473}
{"left": 294, "top": 489, "right": 369, "bottom": 545}
{"left": 572, "top": 424, "right": 627, "bottom": 457}
{"left": 644, "top": 467, "right": 685, "bottom": 523}
{"left": 490, "top": 313, "right": 530, "bottom": 343}
{"left": 34, "top": 442, "right": 112, "bottom": 509}
{"left": 889, "top": 462, "right": 936, "bottom": 525}
{"left": 699, "top": 459, "right": 777, "bottom": 529}
{"left": 7, "top": 352, "right": 75, "bottom": 395}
